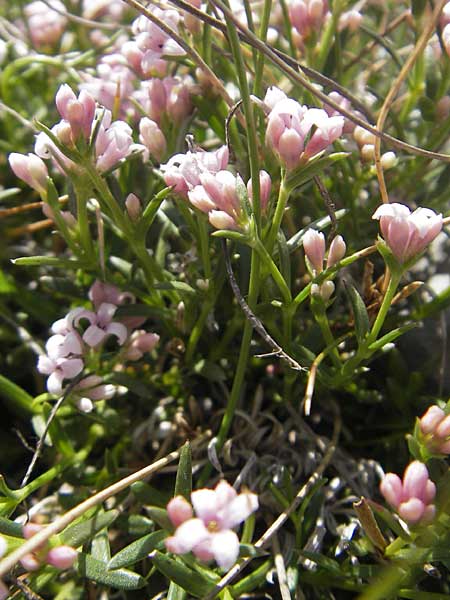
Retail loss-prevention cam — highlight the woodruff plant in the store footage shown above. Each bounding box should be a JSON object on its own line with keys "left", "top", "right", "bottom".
{"left": 0, "top": 0, "right": 449, "bottom": 598}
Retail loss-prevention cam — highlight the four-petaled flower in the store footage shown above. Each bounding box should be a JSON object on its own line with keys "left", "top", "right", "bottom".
{"left": 165, "top": 481, "right": 258, "bottom": 570}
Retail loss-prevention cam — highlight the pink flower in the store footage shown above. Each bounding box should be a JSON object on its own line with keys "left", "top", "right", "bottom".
{"left": 289, "top": 0, "right": 329, "bottom": 40}
{"left": 55, "top": 85, "right": 96, "bottom": 141}
{"left": 72, "top": 375, "right": 116, "bottom": 412}
{"left": 94, "top": 111, "right": 134, "bottom": 172}
{"left": 165, "top": 480, "right": 258, "bottom": 569}
{"left": 89, "top": 280, "right": 135, "bottom": 309}
{"left": 20, "top": 523, "right": 77, "bottom": 572}
{"left": 9, "top": 153, "right": 48, "bottom": 194}
{"left": 419, "top": 405, "right": 450, "bottom": 454}
{"left": 265, "top": 89, "right": 343, "bottom": 168}
{"left": 372, "top": 203, "right": 443, "bottom": 264}
{"left": 380, "top": 461, "right": 436, "bottom": 525}
{"left": 74, "top": 303, "right": 128, "bottom": 348}
{"left": 161, "top": 146, "right": 229, "bottom": 196}
{"left": 24, "top": 0, "right": 67, "bottom": 47}
{"left": 37, "top": 332, "right": 84, "bottom": 395}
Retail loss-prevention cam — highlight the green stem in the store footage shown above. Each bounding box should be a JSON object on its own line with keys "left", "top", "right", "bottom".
{"left": 199, "top": 251, "right": 261, "bottom": 484}
{"left": 266, "top": 177, "right": 289, "bottom": 254}
{"left": 315, "top": 0, "right": 343, "bottom": 72}
{"left": 311, "top": 296, "right": 341, "bottom": 368}
{"left": 254, "top": 239, "right": 291, "bottom": 304}
{"left": 367, "top": 271, "right": 402, "bottom": 344}
{"left": 253, "top": 0, "right": 272, "bottom": 98}
{"left": 197, "top": 215, "right": 212, "bottom": 279}
{"left": 223, "top": 1, "right": 261, "bottom": 229}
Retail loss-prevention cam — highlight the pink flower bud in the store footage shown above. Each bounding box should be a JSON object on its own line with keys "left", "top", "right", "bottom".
{"left": 419, "top": 405, "right": 450, "bottom": 454}
{"left": 46, "top": 546, "right": 78, "bottom": 569}
{"left": 303, "top": 229, "right": 325, "bottom": 274}
{"left": 326, "top": 235, "right": 346, "bottom": 268}
{"left": 125, "top": 193, "right": 142, "bottom": 221}
{"left": 23, "top": 523, "right": 44, "bottom": 539}
{"left": 443, "top": 23, "right": 450, "bottom": 57}
{"left": 436, "top": 95, "right": 450, "bottom": 120}
{"left": 139, "top": 117, "right": 167, "bottom": 162}
{"left": 247, "top": 170, "right": 272, "bottom": 214}
{"left": 20, "top": 553, "right": 42, "bottom": 571}
{"left": 9, "top": 153, "right": 48, "bottom": 194}
{"left": 420, "top": 405, "right": 445, "bottom": 434}
{"left": 55, "top": 85, "right": 96, "bottom": 140}
{"left": 208, "top": 210, "right": 238, "bottom": 231}
{"left": 319, "top": 280, "right": 335, "bottom": 301}
{"left": 339, "top": 10, "right": 362, "bottom": 32}
{"left": 380, "top": 461, "right": 436, "bottom": 525}
{"left": 167, "top": 495, "right": 194, "bottom": 527}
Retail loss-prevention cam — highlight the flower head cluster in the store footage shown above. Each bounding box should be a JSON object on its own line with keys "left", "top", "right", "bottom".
{"left": 135, "top": 77, "right": 193, "bottom": 125}
{"left": 289, "top": 0, "right": 329, "bottom": 40}
{"left": 264, "top": 87, "right": 344, "bottom": 169}
{"left": 372, "top": 203, "right": 443, "bottom": 264}
{"left": 37, "top": 280, "right": 159, "bottom": 410}
{"left": 419, "top": 405, "right": 450, "bottom": 455}
{"left": 303, "top": 230, "right": 346, "bottom": 300}
{"left": 55, "top": 85, "right": 96, "bottom": 142}
{"left": 24, "top": 1, "right": 67, "bottom": 48}
{"left": 131, "top": 8, "right": 186, "bottom": 75}
{"left": 20, "top": 523, "right": 78, "bottom": 572}
{"left": 380, "top": 461, "right": 436, "bottom": 525}
{"left": 165, "top": 480, "right": 258, "bottom": 570}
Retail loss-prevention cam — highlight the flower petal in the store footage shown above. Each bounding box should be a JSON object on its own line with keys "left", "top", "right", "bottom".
{"left": 211, "top": 530, "right": 240, "bottom": 570}
{"left": 83, "top": 325, "right": 107, "bottom": 347}
{"left": 105, "top": 322, "right": 128, "bottom": 345}
{"left": 170, "top": 518, "right": 209, "bottom": 554}
{"left": 219, "top": 492, "right": 259, "bottom": 529}
{"left": 191, "top": 489, "right": 219, "bottom": 524}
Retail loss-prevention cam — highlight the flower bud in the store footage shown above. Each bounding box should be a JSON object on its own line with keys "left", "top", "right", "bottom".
{"left": 46, "top": 545, "right": 78, "bottom": 569}
{"left": 125, "top": 193, "right": 142, "bottom": 221}
{"left": 303, "top": 229, "right": 325, "bottom": 274}
{"left": 326, "top": 235, "right": 346, "bottom": 268}
{"left": 247, "top": 170, "right": 272, "bottom": 214}
{"left": 167, "top": 495, "right": 194, "bottom": 527}
{"left": 443, "top": 23, "right": 450, "bottom": 58}
{"left": 320, "top": 280, "right": 335, "bottom": 301}
{"left": 361, "top": 144, "right": 375, "bottom": 162}
{"left": 9, "top": 153, "right": 48, "bottom": 194}
{"left": 380, "top": 151, "right": 397, "bottom": 170}
{"left": 139, "top": 117, "right": 167, "bottom": 162}
{"left": 208, "top": 210, "right": 238, "bottom": 230}
{"left": 354, "top": 125, "right": 376, "bottom": 147}
{"left": 55, "top": 84, "right": 96, "bottom": 140}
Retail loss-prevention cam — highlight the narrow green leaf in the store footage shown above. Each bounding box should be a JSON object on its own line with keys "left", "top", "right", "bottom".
{"left": 76, "top": 553, "right": 146, "bottom": 590}
{"left": 0, "top": 374, "right": 38, "bottom": 415}
{"left": 108, "top": 530, "right": 167, "bottom": 570}
{"left": 168, "top": 581, "right": 187, "bottom": 600}
{"left": 131, "top": 481, "right": 168, "bottom": 507}
{"left": 368, "top": 323, "right": 417, "bottom": 352}
{"left": 152, "top": 551, "right": 214, "bottom": 597}
{"left": 12, "top": 256, "right": 84, "bottom": 268}
{"left": 154, "top": 281, "right": 196, "bottom": 294}
{"left": 61, "top": 510, "right": 119, "bottom": 548}
{"left": 343, "top": 282, "right": 369, "bottom": 343}
{"left": 144, "top": 507, "right": 172, "bottom": 531}
{"left": 139, "top": 187, "right": 172, "bottom": 234}
{"left": 0, "top": 517, "right": 23, "bottom": 537}
{"left": 91, "top": 529, "right": 111, "bottom": 563}
{"left": 284, "top": 152, "right": 349, "bottom": 192}
{"left": 174, "top": 442, "right": 192, "bottom": 500}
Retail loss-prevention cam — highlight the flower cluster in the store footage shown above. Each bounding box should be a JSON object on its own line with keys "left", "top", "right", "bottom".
{"left": 165, "top": 480, "right": 258, "bottom": 570}
{"left": 264, "top": 87, "right": 344, "bottom": 169}
{"left": 24, "top": 0, "right": 67, "bottom": 48}
{"left": 20, "top": 523, "right": 78, "bottom": 572}
{"left": 372, "top": 203, "right": 443, "bottom": 265}
{"left": 288, "top": 0, "right": 329, "bottom": 41}
{"left": 37, "top": 280, "right": 159, "bottom": 410}
{"left": 380, "top": 461, "right": 436, "bottom": 525}
{"left": 419, "top": 405, "right": 450, "bottom": 455}
{"left": 303, "top": 230, "right": 346, "bottom": 300}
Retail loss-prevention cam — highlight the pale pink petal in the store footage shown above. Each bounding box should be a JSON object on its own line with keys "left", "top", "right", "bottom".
{"left": 83, "top": 325, "right": 107, "bottom": 347}
{"left": 47, "top": 371, "right": 64, "bottom": 395}
{"left": 211, "top": 530, "right": 240, "bottom": 570}
{"left": 105, "top": 322, "right": 128, "bottom": 345}
{"left": 192, "top": 537, "right": 215, "bottom": 562}
{"left": 97, "top": 302, "right": 118, "bottom": 326}
{"left": 380, "top": 473, "right": 402, "bottom": 508}
{"left": 398, "top": 498, "right": 425, "bottom": 524}
{"left": 214, "top": 480, "right": 237, "bottom": 509}
{"left": 59, "top": 358, "right": 84, "bottom": 379}
{"left": 402, "top": 461, "right": 430, "bottom": 502}
{"left": 420, "top": 405, "right": 445, "bottom": 434}
{"left": 170, "top": 518, "right": 209, "bottom": 553}
{"left": 436, "top": 415, "right": 450, "bottom": 438}
{"left": 219, "top": 492, "right": 259, "bottom": 529}
{"left": 20, "top": 553, "right": 41, "bottom": 571}
{"left": 191, "top": 489, "right": 219, "bottom": 524}
{"left": 62, "top": 332, "right": 83, "bottom": 355}
{"left": 37, "top": 355, "right": 56, "bottom": 375}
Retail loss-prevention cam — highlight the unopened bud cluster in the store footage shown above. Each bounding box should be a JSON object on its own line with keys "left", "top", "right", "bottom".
{"left": 303, "top": 230, "right": 346, "bottom": 301}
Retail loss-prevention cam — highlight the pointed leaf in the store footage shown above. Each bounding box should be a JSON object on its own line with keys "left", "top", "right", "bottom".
{"left": 344, "top": 282, "right": 369, "bottom": 343}
{"left": 61, "top": 510, "right": 119, "bottom": 547}
{"left": 0, "top": 374, "right": 38, "bottom": 415}
{"left": 168, "top": 581, "right": 187, "bottom": 600}
{"left": 108, "top": 530, "right": 167, "bottom": 570}
{"left": 151, "top": 551, "right": 215, "bottom": 597}
{"left": 76, "top": 553, "right": 146, "bottom": 589}
{"left": 368, "top": 323, "right": 417, "bottom": 351}
{"left": 174, "top": 442, "right": 192, "bottom": 500}
{"left": 284, "top": 153, "right": 349, "bottom": 193}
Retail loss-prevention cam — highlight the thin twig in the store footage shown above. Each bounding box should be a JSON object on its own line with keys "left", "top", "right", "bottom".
{"left": 225, "top": 99, "right": 243, "bottom": 160}
{"left": 313, "top": 176, "right": 337, "bottom": 243}
{"left": 203, "top": 402, "right": 342, "bottom": 599}
{"left": 222, "top": 240, "right": 306, "bottom": 372}
{"left": 20, "top": 375, "right": 83, "bottom": 488}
